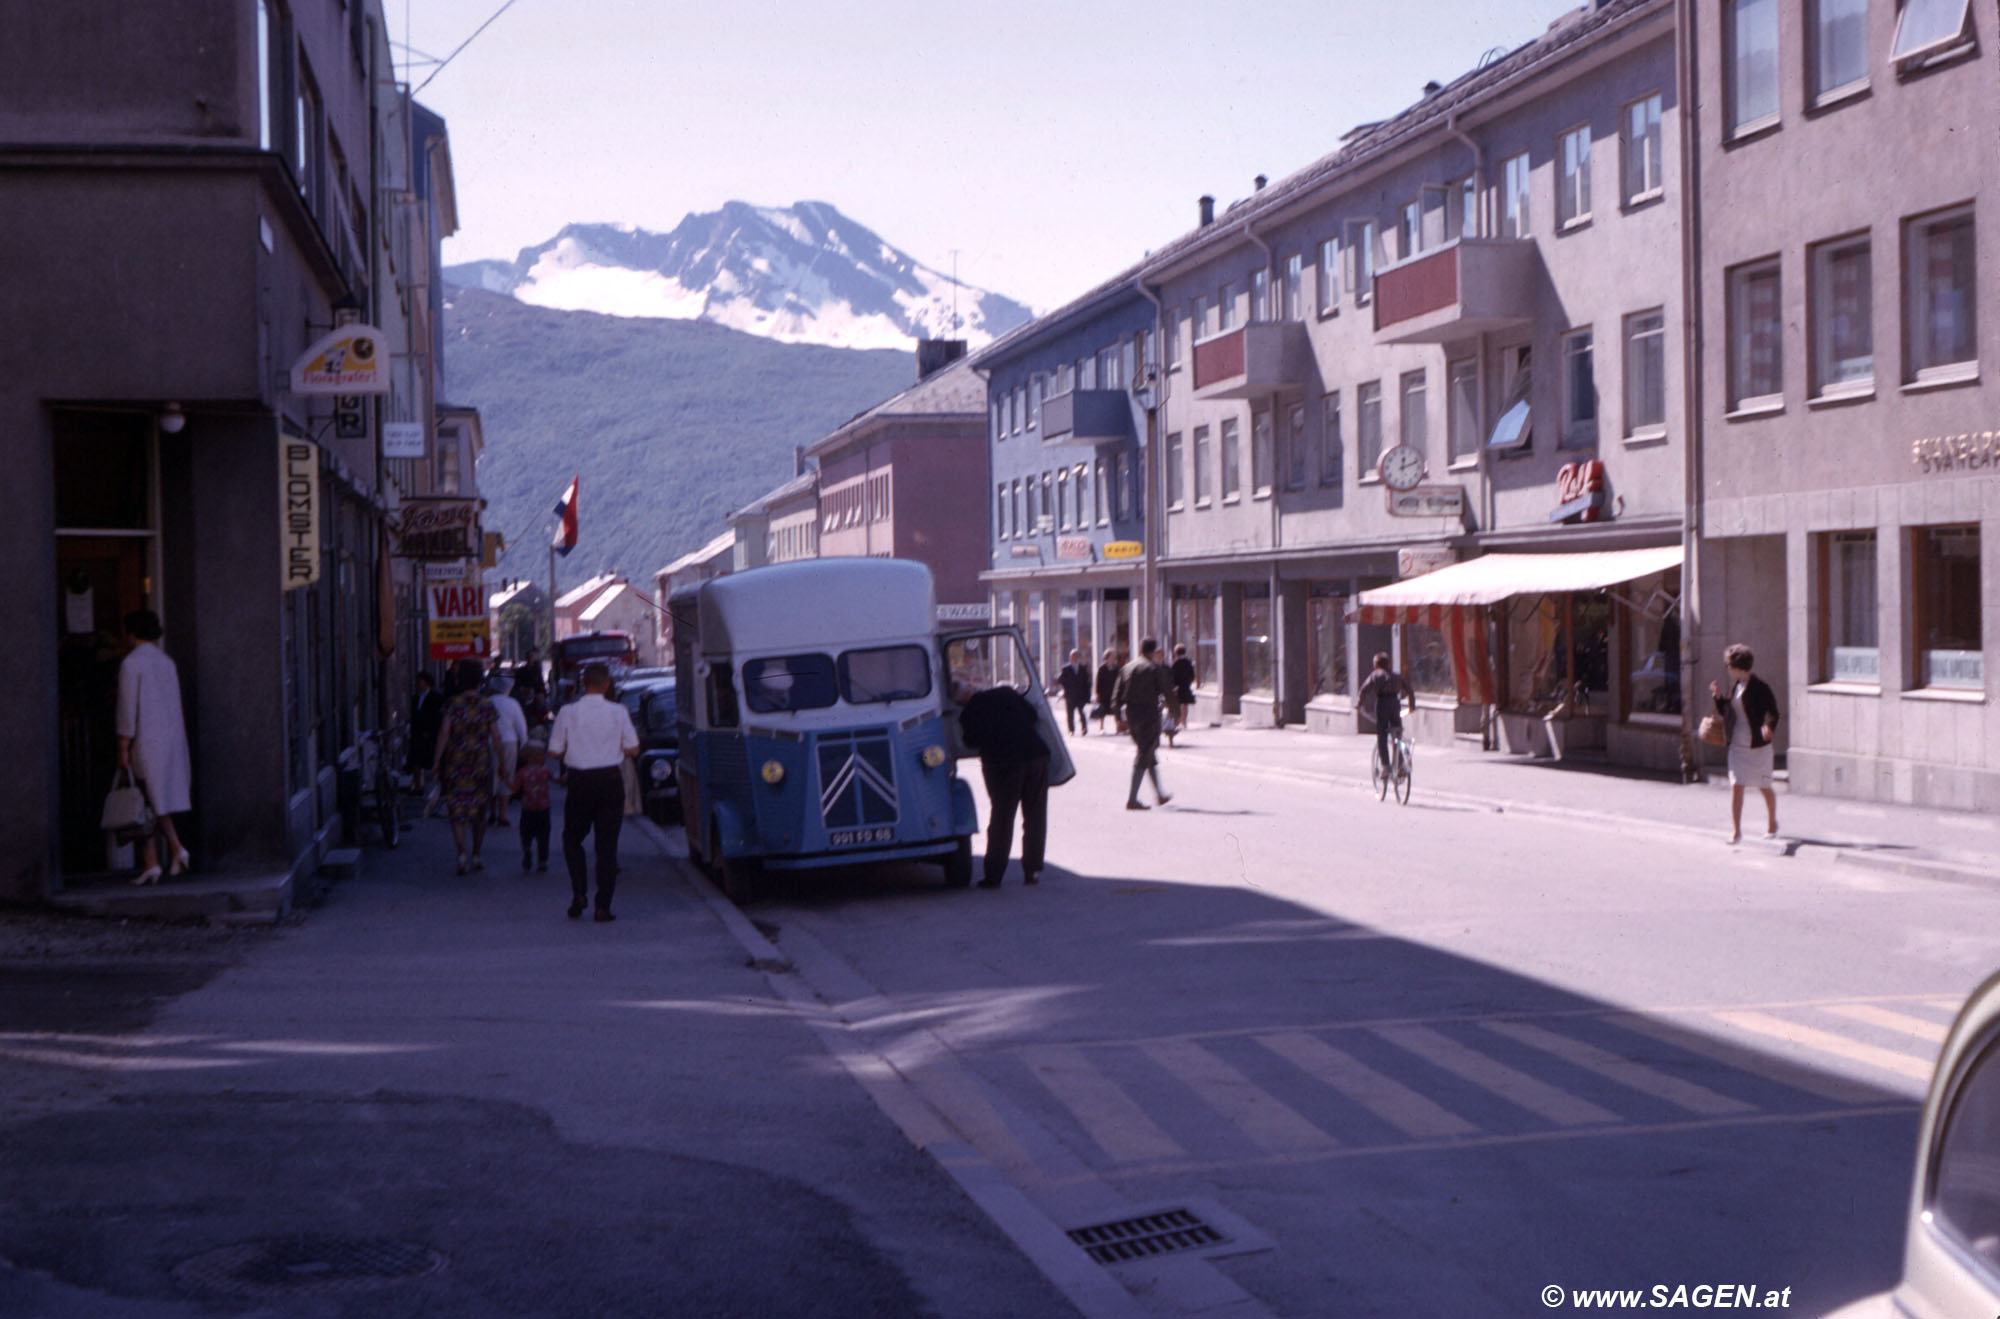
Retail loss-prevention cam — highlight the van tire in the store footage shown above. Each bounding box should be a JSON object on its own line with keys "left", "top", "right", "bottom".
{"left": 719, "top": 850, "right": 763, "bottom": 904}
{"left": 943, "top": 837, "right": 973, "bottom": 888}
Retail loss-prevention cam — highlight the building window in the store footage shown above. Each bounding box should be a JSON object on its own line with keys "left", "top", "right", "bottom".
{"left": 1490, "top": 344, "right": 1534, "bottom": 452}
{"left": 1728, "top": 0, "right": 1781, "bottom": 134}
{"left": 1891, "top": 0, "right": 1973, "bottom": 64}
{"left": 1399, "top": 370, "right": 1428, "bottom": 457}
{"left": 1100, "top": 346, "right": 1122, "bottom": 391}
{"left": 1318, "top": 237, "right": 1341, "bottom": 314}
{"left": 1252, "top": 409, "right": 1275, "bottom": 496}
{"left": 1354, "top": 221, "right": 1376, "bottom": 303}
{"left": 1115, "top": 451, "right": 1133, "bottom": 520}
{"left": 1400, "top": 200, "right": 1423, "bottom": 259}
{"left": 1056, "top": 362, "right": 1073, "bottom": 394}
{"left": 1220, "top": 417, "right": 1242, "bottom": 501}
{"left": 1012, "top": 479, "right": 1023, "bottom": 535}
{"left": 1041, "top": 472, "right": 1054, "bottom": 529}
{"left": 1622, "top": 94, "right": 1664, "bottom": 203}
{"left": 1029, "top": 376, "right": 1042, "bottom": 430}
{"left": 1904, "top": 206, "right": 1977, "bottom": 381}
{"left": 1166, "top": 312, "right": 1182, "bottom": 368}
{"left": 1500, "top": 152, "right": 1531, "bottom": 238}
{"left": 1074, "top": 463, "right": 1090, "bottom": 529}
{"left": 1284, "top": 253, "right": 1304, "bottom": 320}
{"left": 1557, "top": 125, "right": 1592, "bottom": 227}
{"left": 1193, "top": 426, "right": 1213, "bottom": 506}
{"left": 1194, "top": 294, "right": 1213, "bottom": 341}
{"left": 1623, "top": 310, "right": 1668, "bottom": 434}
{"left": 1357, "top": 381, "right": 1384, "bottom": 476}
{"left": 1243, "top": 586, "right": 1274, "bottom": 696}
{"left": 1447, "top": 358, "right": 1479, "bottom": 462}
{"left": 1056, "top": 468, "right": 1071, "bottom": 530}
{"left": 997, "top": 484, "right": 1009, "bottom": 539}
{"left": 1219, "top": 281, "right": 1239, "bottom": 332}
{"left": 1561, "top": 329, "right": 1597, "bottom": 447}
{"left": 1809, "top": 236, "right": 1873, "bottom": 394}
{"left": 1095, "top": 458, "right": 1110, "bottom": 524}
{"left": 1446, "top": 176, "right": 1477, "bottom": 241}
{"left": 1078, "top": 355, "right": 1096, "bottom": 391}
{"left": 1728, "top": 258, "right": 1784, "bottom": 407}
{"left": 1251, "top": 268, "right": 1272, "bottom": 322}
{"left": 1810, "top": 0, "right": 1870, "bottom": 101}
{"left": 257, "top": 0, "right": 274, "bottom": 150}
{"left": 991, "top": 402, "right": 1004, "bottom": 443}
{"left": 1320, "top": 391, "right": 1343, "bottom": 487}
{"left": 1165, "top": 431, "right": 1185, "bottom": 508}
{"left": 1284, "top": 402, "right": 1308, "bottom": 491}
{"left": 1818, "top": 531, "right": 1879, "bottom": 682}
{"left": 1912, "top": 525, "right": 1981, "bottom": 689}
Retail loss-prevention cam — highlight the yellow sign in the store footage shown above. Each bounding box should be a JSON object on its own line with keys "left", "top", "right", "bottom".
{"left": 1102, "top": 540, "right": 1143, "bottom": 560}
{"left": 280, "top": 434, "right": 320, "bottom": 589}
{"left": 427, "top": 578, "right": 492, "bottom": 660}
{"left": 290, "top": 325, "right": 389, "bottom": 395}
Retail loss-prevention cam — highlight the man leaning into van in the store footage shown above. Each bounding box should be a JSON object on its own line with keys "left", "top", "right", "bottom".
{"left": 951, "top": 676, "right": 1050, "bottom": 888}
{"left": 547, "top": 663, "right": 640, "bottom": 921}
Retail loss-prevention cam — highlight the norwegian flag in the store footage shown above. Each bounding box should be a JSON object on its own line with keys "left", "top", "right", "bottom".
{"left": 551, "top": 475, "right": 579, "bottom": 556}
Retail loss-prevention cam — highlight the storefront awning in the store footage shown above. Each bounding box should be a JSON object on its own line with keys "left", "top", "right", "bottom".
{"left": 1350, "top": 545, "right": 1683, "bottom": 615}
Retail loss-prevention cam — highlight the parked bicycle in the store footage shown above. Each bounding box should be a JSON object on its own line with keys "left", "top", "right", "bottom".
{"left": 355, "top": 724, "right": 404, "bottom": 848}
{"left": 1371, "top": 731, "right": 1413, "bottom": 805}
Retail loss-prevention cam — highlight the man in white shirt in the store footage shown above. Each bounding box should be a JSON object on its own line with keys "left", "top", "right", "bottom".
{"left": 546, "top": 663, "right": 639, "bottom": 921}
{"left": 487, "top": 674, "right": 530, "bottom": 826}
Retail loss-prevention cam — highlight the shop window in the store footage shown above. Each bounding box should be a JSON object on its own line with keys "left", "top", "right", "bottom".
{"left": 1912, "top": 524, "right": 1981, "bottom": 689}
{"left": 1242, "top": 587, "right": 1274, "bottom": 696}
{"left": 1058, "top": 591, "right": 1079, "bottom": 663}
{"left": 1818, "top": 531, "right": 1879, "bottom": 682}
{"left": 1403, "top": 623, "right": 1456, "bottom": 697}
{"left": 1626, "top": 568, "right": 1684, "bottom": 718}
{"left": 1504, "top": 593, "right": 1612, "bottom": 712}
{"left": 1173, "top": 586, "right": 1220, "bottom": 689}
{"left": 1307, "top": 586, "right": 1349, "bottom": 698}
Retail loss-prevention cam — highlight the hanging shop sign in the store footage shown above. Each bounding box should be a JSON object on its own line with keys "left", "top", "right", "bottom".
{"left": 382, "top": 422, "right": 425, "bottom": 458}
{"left": 1398, "top": 546, "right": 1456, "bottom": 579}
{"left": 428, "top": 576, "right": 492, "bottom": 661}
{"left": 289, "top": 325, "right": 390, "bottom": 395}
{"left": 280, "top": 434, "right": 320, "bottom": 590}
{"left": 936, "top": 603, "right": 992, "bottom": 623}
{"left": 1102, "top": 540, "right": 1144, "bottom": 560}
{"left": 399, "top": 497, "right": 481, "bottom": 560}
{"left": 1911, "top": 430, "right": 2000, "bottom": 475}
{"left": 1056, "top": 535, "right": 1094, "bottom": 561}
{"left": 1549, "top": 460, "right": 1608, "bottom": 524}
{"left": 1386, "top": 485, "right": 1465, "bottom": 518}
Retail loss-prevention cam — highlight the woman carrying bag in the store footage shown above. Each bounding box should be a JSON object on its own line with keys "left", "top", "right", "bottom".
{"left": 1708, "top": 643, "right": 1781, "bottom": 844}
{"left": 115, "top": 609, "right": 192, "bottom": 885}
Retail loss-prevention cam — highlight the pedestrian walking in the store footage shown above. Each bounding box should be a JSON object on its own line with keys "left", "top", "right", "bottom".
{"left": 1709, "top": 643, "right": 1781, "bottom": 843}
{"left": 1111, "top": 638, "right": 1173, "bottom": 810}
{"left": 1093, "top": 648, "right": 1121, "bottom": 732}
{"left": 115, "top": 609, "right": 192, "bottom": 885}
{"left": 1055, "top": 649, "right": 1092, "bottom": 736}
{"left": 406, "top": 671, "right": 443, "bottom": 795}
{"left": 951, "top": 676, "right": 1051, "bottom": 887}
{"left": 1165, "top": 643, "right": 1197, "bottom": 746}
{"left": 432, "top": 656, "right": 503, "bottom": 874}
{"left": 487, "top": 674, "right": 529, "bottom": 827}
{"left": 510, "top": 738, "right": 554, "bottom": 871}
{"left": 547, "top": 663, "right": 639, "bottom": 921}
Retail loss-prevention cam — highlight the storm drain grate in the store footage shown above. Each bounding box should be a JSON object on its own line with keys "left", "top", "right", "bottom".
{"left": 174, "top": 1236, "right": 445, "bottom": 1296}
{"left": 1066, "top": 1208, "right": 1229, "bottom": 1264}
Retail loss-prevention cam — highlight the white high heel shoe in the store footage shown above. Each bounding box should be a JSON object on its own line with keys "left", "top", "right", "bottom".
{"left": 131, "top": 865, "right": 163, "bottom": 886}
{"left": 168, "top": 848, "right": 190, "bottom": 876}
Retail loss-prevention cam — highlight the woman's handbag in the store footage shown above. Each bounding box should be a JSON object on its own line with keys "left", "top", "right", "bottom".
{"left": 100, "top": 767, "right": 154, "bottom": 840}
{"left": 1697, "top": 715, "right": 1727, "bottom": 747}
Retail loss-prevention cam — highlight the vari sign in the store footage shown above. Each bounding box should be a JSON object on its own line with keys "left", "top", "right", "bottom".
{"left": 427, "top": 578, "right": 491, "bottom": 661}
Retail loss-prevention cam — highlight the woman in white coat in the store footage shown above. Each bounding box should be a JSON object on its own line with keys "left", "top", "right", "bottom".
{"left": 116, "top": 609, "right": 192, "bottom": 884}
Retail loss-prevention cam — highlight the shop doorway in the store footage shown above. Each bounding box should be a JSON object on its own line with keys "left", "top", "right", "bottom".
{"left": 52, "top": 410, "right": 157, "bottom": 879}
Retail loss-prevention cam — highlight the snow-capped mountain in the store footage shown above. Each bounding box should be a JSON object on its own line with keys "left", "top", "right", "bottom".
{"left": 444, "top": 201, "right": 1031, "bottom": 351}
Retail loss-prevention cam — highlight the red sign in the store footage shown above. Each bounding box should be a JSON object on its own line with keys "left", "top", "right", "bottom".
{"left": 427, "top": 579, "right": 491, "bottom": 661}
{"left": 1056, "top": 535, "right": 1093, "bottom": 561}
{"left": 1550, "top": 460, "right": 1608, "bottom": 524}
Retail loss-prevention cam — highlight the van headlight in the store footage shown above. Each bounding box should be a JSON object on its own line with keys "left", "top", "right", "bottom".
{"left": 921, "top": 745, "right": 946, "bottom": 769}
{"left": 760, "top": 760, "right": 785, "bottom": 784}
{"left": 648, "top": 760, "right": 671, "bottom": 783}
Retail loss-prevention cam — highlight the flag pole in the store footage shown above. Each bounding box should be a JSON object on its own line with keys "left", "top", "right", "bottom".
{"left": 548, "top": 539, "right": 557, "bottom": 652}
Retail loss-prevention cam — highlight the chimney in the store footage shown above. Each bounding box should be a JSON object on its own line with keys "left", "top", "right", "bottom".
{"left": 1423, "top": 80, "right": 1444, "bottom": 97}
{"left": 1254, "top": 174, "right": 1268, "bottom": 192}
{"left": 1198, "top": 195, "right": 1215, "bottom": 227}
{"left": 793, "top": 445, "right": 805, "bottom": 477}
{"left": 916, "top": 338, "right": 967, "bottom": 380}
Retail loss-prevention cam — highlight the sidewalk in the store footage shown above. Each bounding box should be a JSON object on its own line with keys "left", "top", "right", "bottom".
{"left": 1107, "top": 720, "right": 1999, "bottom": 886}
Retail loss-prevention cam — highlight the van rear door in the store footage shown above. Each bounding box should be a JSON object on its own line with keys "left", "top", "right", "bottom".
{"left": 939, "top": 627, "right": 1076, "bottom": 787}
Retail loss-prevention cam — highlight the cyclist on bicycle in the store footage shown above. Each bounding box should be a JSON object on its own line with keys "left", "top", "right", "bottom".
{"left": 1354, "top": 651, "right": 1415, "bottom": 773}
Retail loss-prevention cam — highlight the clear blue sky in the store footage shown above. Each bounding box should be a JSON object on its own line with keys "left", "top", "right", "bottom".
{"left": 392, "top": 0, "right": 1584, "bottom": 314}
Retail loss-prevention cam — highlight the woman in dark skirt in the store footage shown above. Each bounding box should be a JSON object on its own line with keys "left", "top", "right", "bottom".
{"left": 406, "top": 670, "right": 443, "bottom": 792}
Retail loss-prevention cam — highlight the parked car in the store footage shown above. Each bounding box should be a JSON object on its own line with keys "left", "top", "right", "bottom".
{"left": 1826, "top": 969, "right": 2000, "bottom": 1319}
{"left": 616, "top": 678, "right": 679, "bottom": 822}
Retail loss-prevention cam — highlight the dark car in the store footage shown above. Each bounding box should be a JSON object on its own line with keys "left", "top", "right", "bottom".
{"left": 617, "top": 679, "right": 679, "bottom": 822}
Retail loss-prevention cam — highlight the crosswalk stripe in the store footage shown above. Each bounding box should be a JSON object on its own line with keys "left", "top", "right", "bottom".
{"left": 1711, "top": 1011, "right": 1933, "bottom": 1083}
{"left": 1138, "top": 1039, "right": 1338, "bottom": 1154}
{"left": 1482, "top": 1020, "right": 1755, "bottom": 1117}
{"left": 1924, "top": 999, "right": 1963, "bottom": 1014}
{"left": 1601, "top": 1014, "right": 1885, "bottom": 1105}
{"left": 1018, "top": 1045, "right": 1186, "bottom": 1164}
{"left": 1258, "top": 1032, "right": 1478, "bottom": 1139}
{"left": 1372, "top": 1025, "right": 1618, "bottom": 1126}
{"left": 1822, "top": 1004, "right": 1949, "bottom": 1044}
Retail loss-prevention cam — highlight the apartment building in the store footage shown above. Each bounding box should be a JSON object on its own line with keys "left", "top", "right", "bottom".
{"left": 0, "top": 0, "right": 466, "bottom": 900}
{"left": 1690, "top": 0, "right": 1999, "bottom": 808}
{"left": 970, "top": 278, "right": 1156, "bottom": 677}
{"left": 1145, "top": 0, "right": 1688, "bottom": 769}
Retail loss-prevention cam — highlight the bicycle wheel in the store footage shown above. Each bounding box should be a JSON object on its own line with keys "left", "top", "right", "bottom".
{"left": 1393, "top": 742, "right": 1412, "bottom": 805}
{"left": 374, "top": 765, "right": 401, "bottom": 848}
{"left": 1371, "top": 746, "right": 1388, "bottom": 800}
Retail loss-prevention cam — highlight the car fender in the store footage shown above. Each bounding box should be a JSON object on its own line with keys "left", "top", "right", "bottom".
{"left": 949, "top": 777, "right": 979, "bottom": 838}
{"left": 711, "top": 799, "right": 755, "bottom": 857}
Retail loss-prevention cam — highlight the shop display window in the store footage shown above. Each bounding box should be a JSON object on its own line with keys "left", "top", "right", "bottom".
{"left": 1503, "top": 593, "right": 1611, "bottom": 713}
{"left": 1625, "top": 568, "right": 1683, "bottom": 719}
{"left": 1403, "top": 623, "right": 1456, "bottom": 697}
{"left": 1307, "top": 586, "right": 1349, "bottom": 699}
{"left": 1243, "top": 588, "right": 1273, "bottom": 696}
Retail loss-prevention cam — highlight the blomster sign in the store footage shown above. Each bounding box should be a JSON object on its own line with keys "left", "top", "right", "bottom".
{"left": 280, "top": 435, "right": 319, "bottom": 590}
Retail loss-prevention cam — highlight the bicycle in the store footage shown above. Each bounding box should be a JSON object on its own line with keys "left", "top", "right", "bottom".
{"left": 355, "top": 724, "right": 404, "bottom": 848}
{"left": 1370, "top": 731, "right": 1413, "bottom": 805}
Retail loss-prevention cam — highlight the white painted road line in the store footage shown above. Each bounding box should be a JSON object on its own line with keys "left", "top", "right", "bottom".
{"left": 1139, "top": 1039, "right": 1339, "bottom": 1154}
{"left": 1711, "top": 1010, "right": 1934, "bottom": 1083}
{"left": 1373, "top": 1024, "right": 1619, "bottom": 1127}
{"left": 1482, "top": 1020, "right": 1756, "bottom": 1117}
{"left": 1258, "top": 1031, "right": 1479, "bottom": 1140}
{"left": 1820, "top": 1003, "right": 1949, "bottom": 1044}
{"left": 1019, "top": 1045, "right": 1187, "bottom": 1165}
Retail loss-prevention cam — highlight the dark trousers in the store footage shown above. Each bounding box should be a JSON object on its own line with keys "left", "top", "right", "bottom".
{"left": 981, "top": 755, "right": 1049, "bottom": 884}
{"left": 562, "top": 766, "right": 625, "bottom": 910}
{"left": 1374, "top": 715, "right": 1403, "bottom": 771}
{"left": 1063, "top": 697, "right": 1087, "bottom": 733}
{"left": 519, "top": 807, "right": 551, "bottom": 865}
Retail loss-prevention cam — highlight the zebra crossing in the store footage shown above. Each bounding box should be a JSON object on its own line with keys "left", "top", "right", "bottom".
{"left": 966, "top": 996, "right": 1956, "bottom": 1178}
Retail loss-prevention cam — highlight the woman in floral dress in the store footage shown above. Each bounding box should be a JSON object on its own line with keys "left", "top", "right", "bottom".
{"left": 432, "top": 657, "right": 503, "bottom": 873}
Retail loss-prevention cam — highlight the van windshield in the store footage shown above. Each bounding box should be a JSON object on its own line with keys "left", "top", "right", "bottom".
{"left": 742, "top": 654, "right": 838, "bottom": 713}
{"left": 839, "top": 645, "right": 933, "bottom": 705}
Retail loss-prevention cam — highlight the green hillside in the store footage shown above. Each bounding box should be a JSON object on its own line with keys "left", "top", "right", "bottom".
{"left": 440, "top": 286, "right": 921, "bottom": 595}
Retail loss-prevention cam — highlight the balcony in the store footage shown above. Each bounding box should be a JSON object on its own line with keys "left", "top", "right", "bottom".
{"left": 1190, "top": 320, "right": 1312, "bottom": 400}
{"left": 1040, "top": 389, "right": 1133, "bottom": 447}
{"left": 1373, "top": 238, "right": 1538, "bottom": 344}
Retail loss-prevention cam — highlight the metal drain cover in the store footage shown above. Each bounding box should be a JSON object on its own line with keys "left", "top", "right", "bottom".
{"left": 1066, "top": 1208, "right": 1228, "bottom": 1264}
{"left": 175, "top": 1236, "right": 445, "bottom": 1296}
